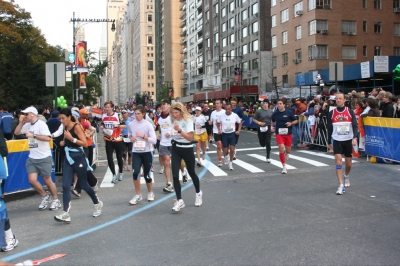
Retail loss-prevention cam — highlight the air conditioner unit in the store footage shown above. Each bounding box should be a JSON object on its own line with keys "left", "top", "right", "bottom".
{"left": 394, "top": 7, "right": 400, "bottom": 13}
{"left": 292, "top": 59, "right": 299, "bottom": 64}
{"left": 296, "top": 10, "right": 303, "bottom": 15}
{"left": 308, "top": 56, "right": 314, "bottom": 60}
{"left": 321, "top": 29, "right": 328, "bottom": 34}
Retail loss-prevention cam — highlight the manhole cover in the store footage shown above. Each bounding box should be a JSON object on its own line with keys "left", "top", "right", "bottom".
{"left": 234, "top": 178, "right": 263, "bottom": 184}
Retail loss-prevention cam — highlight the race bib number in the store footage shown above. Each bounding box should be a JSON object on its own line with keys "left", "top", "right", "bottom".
{"left": 161, "top": 123, "right": 170, "bottom": 129}
{"left": 337, "top": 124, "right": 350, "bottom": 135}
{"left": 28, "top": 138, "right": 38, "bottom": 148}
{"left": 224, "top": 124, "right": 234, "bottom": 133}
{"left": 103, "top": 129, "right": 113, "bottom": 137}
{"left": 260, "top": 126, "right": 268, "bottom": 132}
{"left": 123, "top": 138, "right": 131, "bottom": 143}
{"left": 278, "top": 128, "right": 288, "bottom": 135}
{"left": 204, "top": 116, "right": 209, "bottom": 121}
{"left": 134, "top": 141, "right": 145, "bottom": 151}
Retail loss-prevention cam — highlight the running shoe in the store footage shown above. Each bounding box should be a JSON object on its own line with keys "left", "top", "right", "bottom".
{"left": 217, "top": 162, "right": 223, "bottom": 167}
{"left": 282, "top": 166, "right": 287, "bottom": 174}
{"left": 224, "top": 156, "right": 230, "bottom": 165}
{"left": 93, "top": 201, "right": 103, "bottom": 217}
{"left": 205, "top": 146, "right": 209, "bottom": 151}
{"left": 111, "top": 174, "right": 118, "bottom": 184}
{"left": 54, "top": 212, "right": 71, "bottom": 223}
{"left": 209, "top": 139, "right": 213, "bottom": 144}
{"left": 49, "top": 199, "right": 61, "bottom": 211}
{"left": 266, "top": 158, "right": 271, "bottom": 163}
{"left": 172, "top": 200, "right": 185, "bottom": 212}
{"left": 229, "top": 162, "right": 234, "bottom": 171}
{"left": 118, "top": 173, "right": 123, "bottom": 181}
{"left": 159, "top": 166, "right": 164, "bottom": 174}
{"left": 163, "top": 183, "right": 174, "bottom": 193}
{"left": 2, "top": 235, "right": 19, "bottom": 252}
{"left": 71, "top": 189, "right": 81, "bottom": 198}
{"left": 197, "top": 161, "right": 202, "bottom": 167}
{"left": 285, "top": 153, "right": 290, "bottom": 161}
{"left": 344, "top": 175, "right": 350, "bottom": 187}
{"left": 336, "top": 186, "right": 344, "bottom": 195}
{"left": 195, "top": 191, "right": 203, "bottom": 207}
{"left": 147, "top": 192, "right": 155, "bottom": 202}
{"left": 129, "top": 194, "right": 143, "bottom": 205}
{"left": 182, "top": 175, "right": 188, "bottom": 184}
{"left": 39, "top": 195, "right": 51, "bottom": 210}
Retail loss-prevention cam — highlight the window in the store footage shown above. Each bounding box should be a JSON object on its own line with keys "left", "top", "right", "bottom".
{"left": 230, "top": 33, "right": 235, "bottom": 43}
{"left": 374, "top": 46, "right": 381, "bottom": 55}
{"left": 342, "top": 21, "right": 356, "bottom": 34}
{"left": 252, "top": 58, "right": 259, "bottom": 69}
{"left": 222, "top": 53, "right": 227, "bottom": 62}
{"left": 316, "top": 0, "right": 331, "bottom": 8}
{"left": 282, "top": 31, "right": 288, "bottom": 44}
{"left": 309, "top": 20, "right": 328, "bottom": 35}
{"left": 147, "top": 36, "right": 153, "bottom": 44}
{"left": 395, "top": 23, "right": 400, "bottom": 37}
{"left": 282, "top": 53, "right": 288, "bottom": 66}
{"left": 252, "top": 22, "right": 259, "bottom": 33}
{"left": 363, "top": 21, "right": 367, "bottom": 33}
{"left": 252, "top": 77, "right": 259, "bottom": 85}
{"left": 374, "top": 22, "right": 381, "bottom": 33}
{"left": 296, "top": 26, "right": 302, "bottom": 40}
{"left": 272, "top": 0, "right": 276, "bottom": 6}
{"left": 230, "top": 49, "right": 235, "bottom": 58}
{"left": 222, "top": 7, "right": 227, "bottom": 17}
{"left": 206, "top": 38, "right": 210, "bottom": 48}
{"left": 214, "top": 3, "right": 219, "bottom": 14}
{"left": 272, "top": 15, "right": 276, "bottom": 28}
{"left": 295, "top": 49, "right": 302, "bottom": 61}
{"left": 242, "top": 27, "right": 248, "bottom": 38}
{"left": 148, "top": 26, "right": 152, "bottom": 31}
{"left": 229, "top": 1, "right": 235, "bottom": 12}
{"left": 374, "top": 0, "right": 381, "bottom": 9}
{"left": 363, "top": 46, "right": 367, "bottom": 57}
{"left": 281, "top": 9, "right": 289, "bottom": 23}
{"left": 242, "top": 10, "right": 248, "bottom": 21}
{"left": 222, "top": 23, "right": 227, "bottom": 32}
{"left": 362, "top": 0, "right": 367, "bottom": 8}
{"left": 294, "top": 2, "right": 303, "bottom": 17}
{"left": 308, "top": 45, "right": 328, "bottom": 59}
{"left": 222, "top": 68, "right": 227, "bottom": 77}
{"left": 214, "top": 33, "right": 219, "bottom": 43}
{"left": 229, "top": 18, "right": 235, "bottom": 28}
{"left": 272, "top": 56, "right": 277, "bottom": 69}
{"left": 394, "top": 47, "right": 400, "bottom": 56}
{"left": 252, "top": 3, "right": 259, "bottom": 15}
{"left": 252, "top": 40, "right": 259, "bottom": 51}
{"left": 342, "top": 46, "right": 357, "bottom": 59}
{"left": 148, "top": 61, "right": 153, "bottom": 70}
{"left": 147, "top": 14, "right": 152, "bottom": 22}
{"left": 242, "top": 61, "right": 249, "bottom": 71}
{"left": 308, "top": 0, "right": 316, "bottom": 10}
{"left": 395, "top": 0, "right": 400, "bottom": 8}
{"left": 272, "top": 35, "right": 277, "bottom": 48}
{"left": 242, "top": 44, "right": 248, "bottom": 55}
{"left": 282, "top": 75, "right": 288, "bottom": 87}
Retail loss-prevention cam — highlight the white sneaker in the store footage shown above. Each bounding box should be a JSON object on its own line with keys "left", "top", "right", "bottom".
{"left": 217, "top": 162, "right": 222, "bottom": 167}
{"left": 49, "top": 199, "right": 61, "bottom": 211}
{"left": 195, "top": 191, "right": 202, "bottom": 207}
{"left": 147, "top": 192, "right": 155, "bottom": 202}
{"left": 344, "top": 175, "right": 350, "bottom": 187}
{"left": 336, "top": 186, "right": 344, "bottom": 195}
{"left": 266, "top": 158, "right": 271, "bottom": 163}
{"left": 2, "top": 235, "right": 19, "bottom": 252}
{"left": 93, "top": 201, "right": 103, "bottom": 217}
{"left": 39, "top": 195, "right": 51, "bottom": 210}
{"left": 229, "top": 162, "right": 234, "bottom": 171}
{"left": 172, "top": 199, "right": 185, "bottom": 212}
{"left": 159, "top": 166, "right": 164, "bottom": 174}
{"left": 224, "top": 156, "right": 229, "bottom": 165}
{"left": 54, "top": 211, "right": 71, "bottom": 223}
{"left": 129, "top": 194, "right": 143, "bottom": 205}
{"left": 282, "top": 166, "right": 287, "bottom": 174}
{"left": 118, "top": 173, "right": 123, "bottom": 181}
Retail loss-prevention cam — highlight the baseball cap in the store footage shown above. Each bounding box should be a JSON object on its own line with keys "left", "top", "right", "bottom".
{"left": 160, "top": 99, "right": 170, "bottom": 104}
{"left": 329, "top": 95, "right": 336, "bottom": 101}
{"left": 195, "top": 106, "right": 202, "bottom": 111}
{"left": 21, "top": 106, "right": 38, "bottom": 115}
{"left": 51, "top": 110, "right": 59, "bottom": 118}
{"left": 72, "top": 110, "right": 80, "bottom": 118}
{"left": 79, "top": 108, "right": 89, "bottom": 115}
{"left": 121, "top": 109, "right": 129, "bottom": 114}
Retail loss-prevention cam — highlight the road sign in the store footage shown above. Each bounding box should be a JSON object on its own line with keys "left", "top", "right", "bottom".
{"left": 46, "top": 62, "right": 66, "bottom": 87}
{"left": 68, "top": 53, "right": 75, "bottom": 63}
{"left": 329, "top": 62, "right": 343, "bottom": 81}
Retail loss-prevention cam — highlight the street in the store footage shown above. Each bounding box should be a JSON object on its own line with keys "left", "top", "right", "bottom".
{"left": 2, "top": 130, "right": 400, "bottom": 265}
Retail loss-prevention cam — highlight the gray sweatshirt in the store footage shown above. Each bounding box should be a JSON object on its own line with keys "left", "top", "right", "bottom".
{"left": 127, "top": 119, "right": 157, "bottom": 153}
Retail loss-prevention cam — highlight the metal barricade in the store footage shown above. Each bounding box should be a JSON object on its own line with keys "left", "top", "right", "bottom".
{"left": 297, "top": 115, "right": 329, "bottom": 150}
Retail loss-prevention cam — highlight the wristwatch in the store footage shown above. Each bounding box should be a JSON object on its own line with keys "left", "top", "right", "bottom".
{"left": 177, "top": 130, "right": 182, "bottom": 133}
{"left": 33, "top": 134, "right": 37, "bottom": 139}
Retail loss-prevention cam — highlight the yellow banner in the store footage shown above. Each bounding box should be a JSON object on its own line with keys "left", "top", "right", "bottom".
{"left": 363, "top": 117, "right": 400, "bottom": 129}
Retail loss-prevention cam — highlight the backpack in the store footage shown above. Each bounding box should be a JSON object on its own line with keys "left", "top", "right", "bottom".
{"left": 0, "top": 113, "right": 14, "bottom": 134}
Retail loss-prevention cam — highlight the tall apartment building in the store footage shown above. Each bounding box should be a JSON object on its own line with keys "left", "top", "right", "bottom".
{"left": 271, "top": 0, "right": 400, "bottom": 88}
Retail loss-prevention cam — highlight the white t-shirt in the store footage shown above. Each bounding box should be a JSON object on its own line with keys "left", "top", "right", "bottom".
{"left": 217, "top": 112, "right": 241, "bottom": 134}
{"left": 193, "top": 114, "right": 207, "bottom": 135}
{"left": 21, "top": 120, "right": 52, "bottom": 159}
{"left": 158, "top": 114, "right": 173, "bottom": 147}
{"left": 171, "top": 118, "right": 194, "bottom": 146}
{"left": 210, "top": 109, "right": 226, "bottom": 133}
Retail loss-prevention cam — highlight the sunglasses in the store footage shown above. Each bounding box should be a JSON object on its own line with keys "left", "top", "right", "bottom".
{"left": 24, "top": 113, "right": 30, "bottom": 116}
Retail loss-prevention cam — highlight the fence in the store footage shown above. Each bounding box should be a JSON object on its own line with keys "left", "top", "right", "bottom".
{"left": 297, "top": 115, "right": 329, "bottom": 150}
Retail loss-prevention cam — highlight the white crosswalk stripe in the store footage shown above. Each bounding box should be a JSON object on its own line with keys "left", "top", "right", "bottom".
{"left": 232, "top": 159, "right": 264, "bottom": 173}
{"left": 297, "top": 150, "right": 358, "bottom": 163}
{"left": 247, "top": 154, "right": 297, "bottom": 169}
{"left": 201, "top": 159, "right": 227, "bottom": 176}
{"left": 272, "top": 152, "right": 329, "bottom": 166}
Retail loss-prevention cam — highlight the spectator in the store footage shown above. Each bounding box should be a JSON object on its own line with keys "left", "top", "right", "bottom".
{"left": 361, "top": 98, "right": 380, "bottom": 118}
{"left": 37, "top": 108, "right": 47, "bottom": 122}
{"left": 396, "top": 96, "right": 400, "bottom": 118}
{"left": 380, "top": 92, "right": 394, "bottom": 118}
{"left": 0, "top": 106, "right": 14, "bottom": 140}
{"left": 11, "top": 109, "right": 24, "bottom": 139}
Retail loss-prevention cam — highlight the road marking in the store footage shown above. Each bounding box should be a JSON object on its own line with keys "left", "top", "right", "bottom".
{"left": 297, "top": 150, "right": 358, "bottom": 163}
{"left": 201, "top": 159, "right": 227, "bottom": 176}
{"left": 152, "top": 146, "right": 278, "bottom": 157}
{"left": 272, "top": 152, "right": 329, "bottom": 167}
{"left": 232, "top": 159, "right": 264, "bottom": 173}
{"left": 100, "top": 167, "right": 117, "bottom": 187}
{"left": 247, "top": 154, "right": 297, "bottom": 169}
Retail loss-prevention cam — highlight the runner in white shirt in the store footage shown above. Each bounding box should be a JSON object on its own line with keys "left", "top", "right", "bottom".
{"left": 208, "top": 99, "right": 225, "bottom": 167}
{"left": 193, "top": 106, "right": 208, "bottom": 167}
{"left": 216, "top": 102, "right": 242, "bottom": 171}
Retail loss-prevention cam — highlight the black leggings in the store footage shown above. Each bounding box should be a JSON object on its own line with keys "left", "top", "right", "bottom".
{"left": 131, "top": 152, "right": 153, "bottom": 183}
{"left": 105, "top": 141, "right": 125, "bottom": 175}
{"left": 171, "top": 146, "right": 200, "bottom": 200}
{"left": 258, "top": 128, "right": 272, "bottom": 158}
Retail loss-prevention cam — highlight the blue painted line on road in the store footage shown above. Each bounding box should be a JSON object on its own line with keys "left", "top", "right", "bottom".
{"left": 3, "top": 157, "right": 211, "bottom": 262}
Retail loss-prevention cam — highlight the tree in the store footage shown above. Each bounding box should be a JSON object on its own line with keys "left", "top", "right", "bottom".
{"left": 156, "top": 84, "right": 172, "bottom": 101}
{"left": 134, "top": 92, "right": 153, "bottom": 106}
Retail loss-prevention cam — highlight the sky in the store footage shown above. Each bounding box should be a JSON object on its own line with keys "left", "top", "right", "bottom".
{"left": 14, "top": 0, "right": 107, "bottom": 54}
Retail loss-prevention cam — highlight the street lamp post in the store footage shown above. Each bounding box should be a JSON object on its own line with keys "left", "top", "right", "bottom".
{"left": 70, "top": 13, "right": 116, "bottom": 102}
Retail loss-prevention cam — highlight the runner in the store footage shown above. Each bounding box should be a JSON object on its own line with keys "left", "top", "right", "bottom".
{"left": 201, "top": 103, "right": 213, "bottom": 148}
{"left": 14, "top": 107, "right": 61, "bottom": 210}
{"left": 326, "top": 92, "right": 358, "bottom": 195}
{"left": 54, "top": 108, "right": 103, "bottom": 222}
{"left": 101, "top": 101, "right": 126, "bottom": 183}
{"left": 127, "top": 106, "right": 157, "bottom": 205}
{"left": 193, "top": 106, "right": 208, "bottom": 167}
{"left": 170, "top": 102, "right": 202, "bottom": 211}
{"left": 271, "top": 99, "right": 298, "bottom": 174}
{"left": 121, "top": 110, "right": 133, "bottom": 172}
{"left": 154, "top": 104, "right": 165, "bottom": 174}
{"left": 158, "top": 99, "right": 174, "bottom": 193}
{"left": 231, "top": 98, "right": 244, "bottom": 160}
{"left": 209, "top": 99, "right": 225, "bottom": 167}
{"left": 216, "top": 102, "right": 242, "bottom": 171}
{"left": 253, "top": 99, "right": 274, "bottom": 163}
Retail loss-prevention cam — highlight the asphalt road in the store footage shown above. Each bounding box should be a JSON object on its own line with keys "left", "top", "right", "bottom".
{"left": 2, "top": 130, "right": 400, "bottom": 265}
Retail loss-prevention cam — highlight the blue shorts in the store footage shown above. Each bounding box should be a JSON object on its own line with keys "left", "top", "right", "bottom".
{"left": 221, "top": 132, "right": 236, "bottom": 148}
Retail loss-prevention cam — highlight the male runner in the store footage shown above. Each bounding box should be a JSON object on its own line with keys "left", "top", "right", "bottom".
{"left": 253, "top": 99, "right": 274, "bottom": 162}
{"left": 231, "top": 98, "right": 244, "bottom": 160}
{"left": 327, "top": 92, "right": 358, "bottom": 195}
{"left": 209, "top": 99, "right": 225, "bottom": 167}
{"left": 201, "top": 103, "right": 213, "bottom": 149}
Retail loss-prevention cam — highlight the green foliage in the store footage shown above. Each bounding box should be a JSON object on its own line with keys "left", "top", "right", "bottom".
{"left": 157, "top": 84, "right": 172, "bottom": 101}
{"left": 134, "top": 92, "right": 153, "bottom": 106}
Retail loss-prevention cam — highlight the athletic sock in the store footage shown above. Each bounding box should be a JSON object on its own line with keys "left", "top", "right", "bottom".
{"left": 4, "top": 229, "right": 13, "bottom": 239}
{"left": 279, "top": 153, "right": 286, "bottom": 164}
